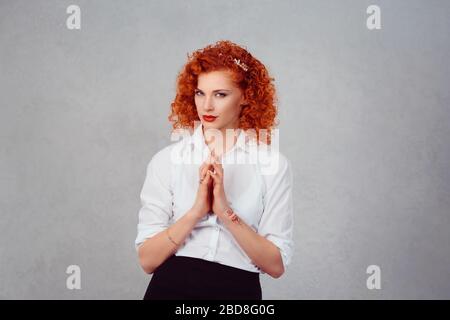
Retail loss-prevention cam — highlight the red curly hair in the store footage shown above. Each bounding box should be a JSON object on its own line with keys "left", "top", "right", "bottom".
{"left": 168, "top": 40, "right": 278, "bottom": 145}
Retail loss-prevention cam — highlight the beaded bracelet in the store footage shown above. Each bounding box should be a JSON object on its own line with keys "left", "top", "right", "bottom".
{"left": 224, "top": 207, "right": 241, "bottom": 225}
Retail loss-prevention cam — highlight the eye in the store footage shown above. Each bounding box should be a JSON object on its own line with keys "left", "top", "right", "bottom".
{"left": 216, "top": 93, "right": 227, "bottom": 97}
{"left": 194, "top": 90, "right": 203, "bottom": 96}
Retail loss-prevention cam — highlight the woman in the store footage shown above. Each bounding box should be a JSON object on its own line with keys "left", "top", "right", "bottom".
{"left": 135, "top": 40, "right": 294, "bottom": 300}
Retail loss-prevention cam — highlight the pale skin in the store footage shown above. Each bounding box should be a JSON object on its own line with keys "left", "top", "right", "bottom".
{"left": 138, "top": 70, "right": 284, "bottom": 278}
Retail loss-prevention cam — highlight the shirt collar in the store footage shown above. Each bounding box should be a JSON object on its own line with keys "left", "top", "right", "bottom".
{"left": 189, "top": 123, "right": 251, "bottom": 155}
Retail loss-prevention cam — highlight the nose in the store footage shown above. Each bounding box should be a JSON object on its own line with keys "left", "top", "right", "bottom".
{"left": 203, "top": 95, "right": 214, "bottom": 112}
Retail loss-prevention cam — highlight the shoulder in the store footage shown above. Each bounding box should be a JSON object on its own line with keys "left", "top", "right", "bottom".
{"left": 147, "top": 136, "right": 189, "bottom": 171}
{"left": 143, "top": 138, "right": 189, "bottom": 190}
{"left": 256, "top": 149, "right": 294, "bottom": 206}
{"left": 253, "top": 144, "right": 291, "bottom": 178}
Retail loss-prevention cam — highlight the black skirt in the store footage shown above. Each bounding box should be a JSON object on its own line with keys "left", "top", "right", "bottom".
{"left": 143, "top": 255, "right": 262, "bottom": 300}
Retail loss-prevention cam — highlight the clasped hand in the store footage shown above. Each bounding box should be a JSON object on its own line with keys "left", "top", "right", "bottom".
{"left": 192, "top": 153, "right": 230, "bottom": 220}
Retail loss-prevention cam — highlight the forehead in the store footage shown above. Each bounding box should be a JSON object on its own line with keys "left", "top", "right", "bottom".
{"left": 197, "top": 70, "right": 236, "bottom": 90}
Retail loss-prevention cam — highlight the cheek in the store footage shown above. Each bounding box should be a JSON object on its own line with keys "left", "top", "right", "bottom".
{"left": 194, "top": 96, "right": 200, "bottom": 108}
{"left": 218, "top": 99, "right": 241, "bottom": 117}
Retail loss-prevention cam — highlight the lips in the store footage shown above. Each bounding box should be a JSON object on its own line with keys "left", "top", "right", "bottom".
{"left": 202, "top": 115, "right": 217, "bottom": 122}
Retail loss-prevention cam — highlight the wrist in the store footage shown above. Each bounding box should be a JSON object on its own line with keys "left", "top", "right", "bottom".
{"left": 187, "top": 207, "right": 204, "bottom": 222}
{"left": 218, "top": 207, "right": 236, "bottom": 226}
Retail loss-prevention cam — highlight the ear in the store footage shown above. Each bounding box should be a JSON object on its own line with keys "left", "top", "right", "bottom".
{"left": 239, "top": 94, "right": 247, "bottom": 106}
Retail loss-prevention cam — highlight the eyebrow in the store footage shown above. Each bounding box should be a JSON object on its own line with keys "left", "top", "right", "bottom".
{"left": 195, "top": 88, "right": 232, "bottom": 93}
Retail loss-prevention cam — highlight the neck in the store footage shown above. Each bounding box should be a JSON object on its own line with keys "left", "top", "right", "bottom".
{"left": 202, "top": 126, "right": 240, "bottom": 158}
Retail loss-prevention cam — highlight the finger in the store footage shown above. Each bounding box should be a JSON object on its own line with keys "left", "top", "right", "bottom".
{"left": 211, "top": 162, "right": 223, "bottom": 177}
{"left": 205, "top": 171, "right": 213, "bottom": 186}
{"left": 208, "top": 169, "right": 220, "bottom": 183}
{"left": 204, "top": 170, "right": 211, "bottom": 183}
{"left": 199, "top": 161, "right": 208, "bottom": 175}
{"left": 209, "top": 164, "right": 220, "bottom": 179}
{"left": 200, "top": 159, "right": 214, "bottom": 175}
{"left": 200, "top": 164, "right": 209, "bottom": 175}
{"left": 200, "top": 170, "right": 211, "bottom": 185}
{"left": 199, "top": 165, "right": 206, "bottom": 178}
{"left": 207, "top": 169, "right": 214, "bottom": 183}
{"left": 207, "top": 170, "right": 215, "bottom": 180}
{"left": 200, "top": 161, "right": 210, "bottom": 176}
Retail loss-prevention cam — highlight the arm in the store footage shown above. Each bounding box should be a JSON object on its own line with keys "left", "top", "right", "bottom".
{"left": 208, "top": 157, "right": 291, "bottom": 279}
{"left": 137, "top": 208, "right": 201, "bottom": 274}
{"left": 136, "top": 152, "right": 215, "bottom": 274}
{"left": 217, "top": 208, "right": 284, "bottom": 278}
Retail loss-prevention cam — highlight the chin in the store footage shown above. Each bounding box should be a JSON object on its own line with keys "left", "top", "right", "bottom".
{"left": 202, "top": 121, "right": 220, "bottom": 128}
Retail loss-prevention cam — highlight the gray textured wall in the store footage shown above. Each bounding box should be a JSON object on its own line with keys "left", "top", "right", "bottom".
{"left": 1, "top": 0, "right": 449, "bottom": 299}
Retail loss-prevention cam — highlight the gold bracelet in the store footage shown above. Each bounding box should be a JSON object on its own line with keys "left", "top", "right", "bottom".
{"left": 166, "top": 228, "right": 180, "bottom": 247}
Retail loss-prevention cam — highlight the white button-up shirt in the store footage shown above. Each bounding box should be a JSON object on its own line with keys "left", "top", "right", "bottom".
{"left": 135, "top": 123, "right": 294, "bottom": 274}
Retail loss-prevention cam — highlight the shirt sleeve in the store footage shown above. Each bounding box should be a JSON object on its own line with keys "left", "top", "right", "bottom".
{"left": 134, "top": 149, "right": 173, "bottom": 251}
{"left": 257, "top": 153, "right": 295, "bottom": 272}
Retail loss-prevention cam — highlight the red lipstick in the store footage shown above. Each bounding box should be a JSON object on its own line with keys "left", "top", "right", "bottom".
{"left": 202, "top": 115, "right": 217, "bottom": 122}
